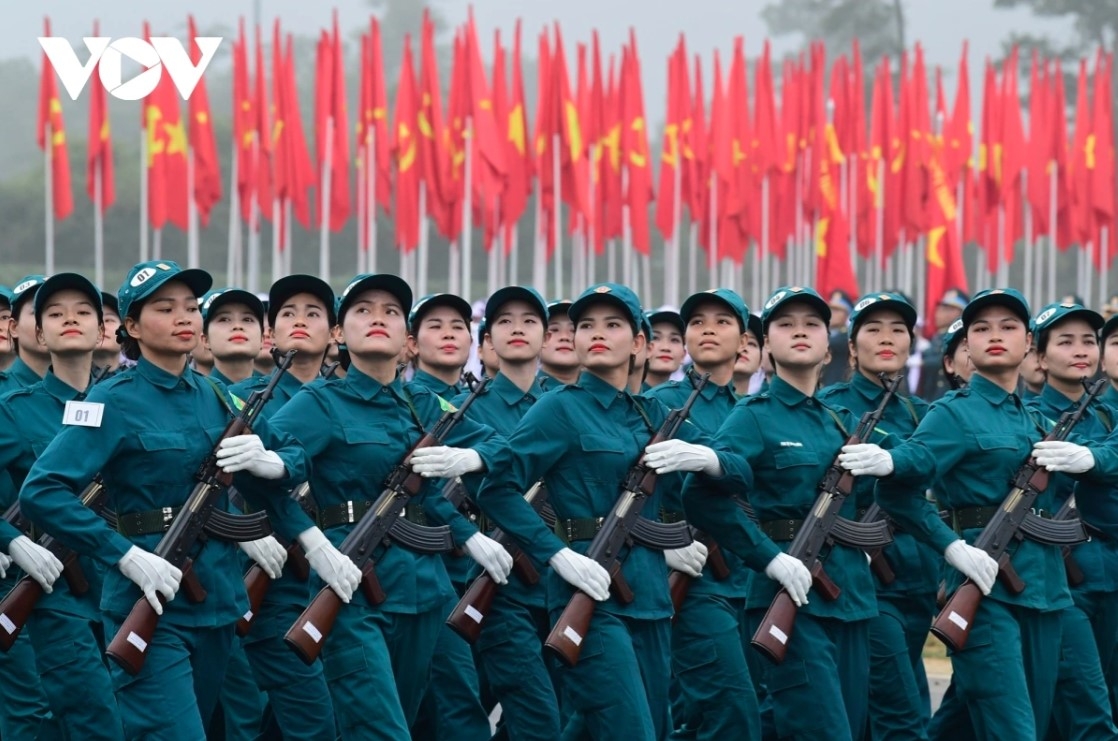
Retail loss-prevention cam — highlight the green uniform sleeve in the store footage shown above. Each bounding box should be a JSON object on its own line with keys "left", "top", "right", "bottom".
{"left": 476, "top": 395, "right": 572, "bottom": 565}
{"left": 876, "top": 402, "right": 964, "bottom": 553}
{"left": 228, "top": 409, "right": 315, "bottom": 541}
{"left": 684, "top": 404, "right": 780, "bottom": 570}
{"left": 19, "top": 396, "right": 135, "bottom": 567}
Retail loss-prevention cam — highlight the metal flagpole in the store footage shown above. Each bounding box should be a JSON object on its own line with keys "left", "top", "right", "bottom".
{"left": 187, "top": 147, "right": 200, "bottom": 269}
{"left": 368, "top": 129, "right": 377, "bottom": 274}
{"left": 284, "top": 200, "right": 293, "bottom": 275}
{"left": 1101, "top": 227, "right": 1110, "bottom": 305}
{"left": 761, "top": 175, "right": 771, "bottom": 300}
{"left": 532, "top": 170, "right": 545, "bottom": 293}
{"left": 586, "top": 143, "right": 597, "bottom": 290}
{"left": 996, "top": 205, "right": 1007, "bottom": 286}
{"left": 247, "top": 132, "right": 260, "bottom": 292}
{"left": 709, "top": 173, "right": 718, "bottom": 287}
{"left": 669, "top": 149, "right": 682, "bottom": 306}
{"left": 44, "top": 122, "right": 54, "bottom": 274}
{"left": 687, "top": 223, "right": 698, "bottom": 295}
{"left": 418, "top": 182, "right": 430, "bottom": 295}
{"left": 226, "top": 140, "right": 239, "bottom": 284}
{"left": 463, "top": 118, "right": 474, "bottom": 299}
{"left": 622, "top": 164, "right": 632, "bottom": 289}
{"left": 553, "top": 133, "right": 563, "bottom": 299}
{"left": 140, "top": 134, "right": 149, "bottom": 262}
{"left": 356, "top": 138, "right": 366, "bottom": 275}
{"left": 1048, "top": 165, "right": 1057, "bottom": 303}
{"left": 875, "top": 160, "right": 886, "bottom": 292}
{"left": 1023, "top": 172, "right": 1033, "bottom": 303}
{"left": 152, "top": 229, "right": 162, "bottom": 261}
{"left": 319, "top": 118, "right": 333, "bottom": 283}
{"left": 94, "top": 159, "right": 104, "bottom": 288}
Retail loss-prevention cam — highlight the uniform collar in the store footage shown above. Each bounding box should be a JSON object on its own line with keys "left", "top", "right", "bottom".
{"left": 136, "top": 356, "right": 197, "bottom": 390}
{"left": 969, "top": 373, "right": 1018, "bottom": 406}
{"left": 576, "top": 370, "right": 630, "bottom": 410}
{"left": 1104, "top": 384, "right": 1118, "bottom": 407}
{"left": 491, "top": 371, "right": 542, "bottom": 406}
{"left": 850, "top": 369, "right": 890, "bottom": 403}
{"left": 412, "top": 368, "right": 464, "bottom": 398}
{"left": 41, "top": 370, "right": 87, "bottom": 402}
{"left": 7, "top": 357, "right": 42, "bottom": 387}
{"left": 1040, "top": 382, "right": 1089, "bottom": 413}
{"left": 768, "top": 375, "right": 814, "bottom": 408}
{"left": 343, "top": 362, "right": 403, "bottom": 401}
{"left": 208, "top": 366, "right": 235, "bottom": 387}
{"left": 685, "top": 373, "right": 737, "bottom": 402}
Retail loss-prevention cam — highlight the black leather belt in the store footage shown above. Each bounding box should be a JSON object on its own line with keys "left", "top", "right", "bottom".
{"left": 760, "top": 519, "right": 802, "bottom": 543}
{"left": 660, "top": 509, "right": 686, "bottom": 525}
{"left": 111, "top": 506, "right": 273, "bottom": 542}
{"left": 318, "top": 500, "right": 428, "bottom": 530}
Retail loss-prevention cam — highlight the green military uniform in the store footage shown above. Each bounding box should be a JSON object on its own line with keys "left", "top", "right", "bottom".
{"left": 266, "top": 276, "right": 508, "bottom": 740}
{"left": 682, "top": 287, "right": 879, "bottom": 741}
{"left": 0, "top": 374, "right": 114, "bottom": 739}
{"left": 19, "top": 262, "right": 310, "bottom": 740}
{"left": 644, "top": 287, "right": 761, "bottom": 740}
{"left": 816, "top": 292, "right": 940, "bottom": 740}
{"left": 0, "top": 274, "right": 56, "bottom": 741}
{"left": 230, "top": 368, "right": 338, "bottom": 741}
{"left": 1026, "top": 303, "right": 1118, "bottom": 740}
{"left": 877, "top": 289, "right": 1118, "bottom": 739}
{"left": 408, "top": 367, "right": 493, "bottom": 741}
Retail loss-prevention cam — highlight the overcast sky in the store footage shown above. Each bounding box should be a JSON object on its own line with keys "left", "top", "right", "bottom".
{"left": 15, "top": 0, "right": 1078, "bottom": 124}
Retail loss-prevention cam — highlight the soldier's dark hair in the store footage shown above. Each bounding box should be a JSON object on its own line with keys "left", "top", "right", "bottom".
{"left": 119, "top": 302, "right": 143, "bottom": 361}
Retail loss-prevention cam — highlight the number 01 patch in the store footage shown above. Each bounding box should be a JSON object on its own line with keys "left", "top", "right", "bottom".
{"left": 63, "top": 400, "right": 105, "bottom": 428}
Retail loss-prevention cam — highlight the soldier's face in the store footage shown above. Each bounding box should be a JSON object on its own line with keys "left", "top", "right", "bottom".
{"left": 11, "top": 300, "right": 48, "bottom": 358}
{"left": 735, "top": 333, "right": 762, "bottom": 377}
{"left": 650, "top": 323, "right": 686, "bottom": 375}
{"left": 203, "top": 303, "right": 263, "bottom": 362}
{"left": 542, "top": 314, "right": 578, "bottom": 370}
{"left": 851, "top": 309, "right": 912, "bottom": 376}
{"left": 965, "top": 306, "right": 1030, "bottom": 372}
{"left": 489, "top": 301, "right": 544, "bottom": 364}
{"left": 685, "top": 303, "right": 744, "bottom": 369}
{"left": 1102, "top": 333, "right": 1118, "bottom": 386}
{"left": 575, "top": 305, "right": 642, "bottom": 372}
{"left": 341, "top": 289, "right": 407, "bottom": 360}
{"left": 99, "top": 309, "right": 121, "bottom": 354}
{"left": 765, "top": 304, "right": 829, "bottom": 370}
{"left": 273, "top": 293, "right": 332, "bottom": 357}
{"left": 128, "top": 281, "right": 202, "bottom": 359}
{"left": 1038, "top": 318, "right": 1099, "bottom": 385}
{"left": 410, "top": 306, "right": 472, "bottom": 372}
{"left": 36, "top": 289, "right": 103, "bottom": 356}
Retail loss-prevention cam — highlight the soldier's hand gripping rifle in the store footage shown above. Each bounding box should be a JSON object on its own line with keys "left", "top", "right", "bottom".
{"left": 0, "top": 475, "right": 108, "bottom": 651}
{"left": 284, "top": 378, "right": 490, "bottom": 665}
{"left": 544, "top": 374, "right": 709, "bottom": 667}
{"left": 931, "top": 378, "right": 1103, "bottom": 652}
{"left": 105, "top": 349, "right": 297, "bottom": 675}
{"left": 750, "top": 372, "right": 900, "bottom": 665}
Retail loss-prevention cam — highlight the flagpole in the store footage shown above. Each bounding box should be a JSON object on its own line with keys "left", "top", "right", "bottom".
{"left": 1100, "top": 227, "right": 1110, "bottom": 305}
{"left": 761, "top": 175, "right": 771, "bottom": 301}
{"left": 1047, "top": 164, "right": 1057, "bottom": 303}
{"left": 247, "top": 132, "right": 260, "bottom": 293}
{"left": 367, "top": 130, "right": 376, "bottom": 274}
{"left": 793, "top": 154, "right": 803, "bottom": 285}
{"left": 463, "top": 118, "right": 474, "bottom": 300}
{"left": 488, "top": 199, "right": 500, "bottom": 297}
{"left": 586, "top": 143, "right": 597, "bottom": 288}
{"left": 44, "top": 122, "right": 54, "bottom": 274}
{"left": 669, "top": 148, "right": 682, "bottom": 306}
{"left": 140, "top": 133, "right": 149, "bottom": 262}
{"left": 356, "top": 138, "right": 366, "bottom": 276}
{"left": 607, "top": 239, "right": 617, "bottom": 284}
{"left": 687, "top": 222, "right": 697, "bottom": 295}
{"left": 153, "top": 229, "right": 162, "bottom": 261}
{"left": 187, "top": 147, "right": 199, "bottom": 269}
{"left": 876, "top": 160, "right": 885, "bottom": 292}
{"left": 849, "top": 156, "right": 859, "bottom": 292}
{"left": 319, "top": 116, "right": 333, "bottom": 283}
{"left": 955, "top": 179, "right": 964, "bottom": 294}
{"left": 94, "top": 159, "right": 104, "bottom": 288}
{"left": 284, "top": 200, "right": 293, "bottom": 275}
{"left": 227, "top": 142, "right": 239, "bottom": 284}
{"left": 272, "top": 196, "right": 282, "bottom": 282}
{"left": 418, "top": 182, "right": 429, "bottom": 296}
{"left": 532, "top": 180, "right": 545, "bottom": 292}
{"left": 996, "top": 205, "right": 1007, "bottom": 286}
{"left": 622, "top": 164, "right": 632, "bottom": 289}
{"left": 709, "top": 172, "right": 717, "bottom": 287}
{"left": 553, "top": 133, "right": 563, "bottom": 300}
{"left": 1023, "top": 173, "right": 1033, "bottom": 303}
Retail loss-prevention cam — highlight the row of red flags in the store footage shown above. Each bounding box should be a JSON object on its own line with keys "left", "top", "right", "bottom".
{"left": 37, "top": 14, "right": 1118, "bottom": 325}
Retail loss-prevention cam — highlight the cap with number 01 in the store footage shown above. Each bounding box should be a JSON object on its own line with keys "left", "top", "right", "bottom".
{"left": 117, "top": 261, "right": 212, "bottom": 319}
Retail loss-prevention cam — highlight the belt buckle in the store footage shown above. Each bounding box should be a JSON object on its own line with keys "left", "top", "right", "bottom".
{"left": 161, "top": 506, "right": 175, "bottom": 529}
{"left": 346, "top": 501, "right": 355, "bottom": 524}
{"left": 564, "top": 520, "right": 574, "bottom": 543}
{"left": 594, "top": 517, "right": 604, "bottom": 534}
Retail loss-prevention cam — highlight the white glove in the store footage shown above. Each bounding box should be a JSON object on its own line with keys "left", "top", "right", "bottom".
{"left": 409, "top": 446, "right": 484, "bottom": 478}
{"left": 665, "top": 540, "right": 709, "bottom": 578}
{"left": 944, "top": 540, "right": 998, "bottom": 595}
{"left": 1033, "top": 440, "right": 1096, "bottom": 474}
{"left": 118, "top": 545, "right": 182, "bottom": 614}
{"left": 8, "top": 536, "right": 63, "bottom": 592}
{"left": 643, "top": 440, "right": 722, "bottom": 476}
{"left": 838, "top": 443, "right": 894, "bottom": 477}
{"left": 216, "top": 435, "right": 287, "bottom": 480}
{"left": 238, "top": 535, "right": 287, "bottom": 579}
{"left": 298, "top": 527, "right": 361, "bottom": 603}
{"left": 0, "top": 552, "right": 11, "bottom": 580}
{"left": 464, "top": 533, "right": 514, "bottom": 584}
{"left": 764, "top": 553, "right": 812, "bottom": 607}
{"left": 549, "top": 548, "right": 611, "bottom": 601}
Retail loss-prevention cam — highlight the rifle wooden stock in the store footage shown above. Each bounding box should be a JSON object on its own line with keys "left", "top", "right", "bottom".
{"left": 545, "top": 591, "right": 596, "bottom": 667}
{"left": 284, "top": 585, "right": 343, "bottom": 665}
{"left": 60, "top": 558, "right": 89, "bottom": 596}
{"left": 930, "top": 580, "right": 982, "bottom": 652}
{"left": 181, "top": 569, "right": 206, "bottom": 604}
{"left": 106, "top": 557, "right": 195, "bottom": 674}
{"left": 236, "top": 542, "right": 312, "bottom": 637}
{"left": 1063, "top": 547, "right": 1086, "bottom": 587}
{"left": 0, "top": 578, "right": 41, "bottom": 651}
{"left": 867, "top": 547, "right": 896, "bottom": 585}
{"left": 751, "top": 561, "right": 840, "bottom": 664}
{"left": 511, "top": 548, "right": 540, "bottom": 585}
{"left": 446, "top": 573, "right": 499, "bottom": 644}
{"left": 360, "top": 563, "right": 386, "bottom": 605}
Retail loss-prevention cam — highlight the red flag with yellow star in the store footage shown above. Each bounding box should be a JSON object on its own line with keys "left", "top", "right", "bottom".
{"left": 143, "top": 23, "right": 188, "bottom": 230}
{"left": 38, "top": 17, "right": 72, "bottom": 221}
{"left": 188, "top": 15, "right": 221, "bottom": 226}
{"left": 85, "top": 19, "right": 113, "bottom": 213}
{"left": 924, "top": 131, "right": 968, "bottom": 337}
{"left": 502, "top": 21, "right": 532, "bottom": 246}
{"left": 394, "top": 34, "right": 421, "bottom": 252}
{"left": 621, "top": 31, "right": 653, "bottom": 255}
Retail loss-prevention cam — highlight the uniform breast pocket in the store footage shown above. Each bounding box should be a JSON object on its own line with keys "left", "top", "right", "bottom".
{"left": 578, "top": 433, "right": 625, "bottom": 455}
{"left": 974, "top": 434, "right": 1017, "bottom": 451}
{"left": 772, "top": 448, "right": 822, "bottom": 470}
{"left": 30, "top": 439, "right": 53, "bottom": 458}
{"left": 342, "top": 426, "right": 392, "bottom": 447}
{"left": 136, "top": 431, "right": 190, "bottom": 482}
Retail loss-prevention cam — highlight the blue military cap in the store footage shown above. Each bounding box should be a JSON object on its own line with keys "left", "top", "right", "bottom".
{"left": 33, "top": 273, "right": 103, "bottom": 322}
{"left": 848, "top": 292, "right": 918, "bottom": 334}
{"left": 409, "top": 293, "right": 472, "bottom": 331}
{"left": 938, "top": 288, "right": 970, "bottom": 312}
{"left": 10, "top": 275, "right": 48, "bottom": 316}
{"left": 338, "top": 273, "right": 413, "bottom": 321}
{"left": 646, "top": 308, "right": 685, "bottom": 336}
{"left": 680, "top": 288, "right": 751, "bottom": 333}
{"left": 200, "top": 288, "right": 264, "bottom": 330}
{"left": 961, "top": 288, "right": 1031, "bottom": 329}
{"left": 760, "top": 286, "right": 831, "bottom": 331}
{"left": 117, "top": 262, "right": 211, "bottom": 319}
{"left": 1032, "top": 301, "right": 1104, "bottom": 338}
{"left": 569, "top": 283, "right": 644, "bottom": 334}
{"left": 485, "top": 285, "right": 549, "bottom": 327}
{"left": 268, "top": 275, "right": 337, "bottom": 327}
{"left": 943, "top": 317, "right": 966, "bottom": 355}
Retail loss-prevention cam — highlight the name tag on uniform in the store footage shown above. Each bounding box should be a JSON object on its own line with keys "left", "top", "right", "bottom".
{"left": 63, "top": 400, "right": 104, "bottom": 428}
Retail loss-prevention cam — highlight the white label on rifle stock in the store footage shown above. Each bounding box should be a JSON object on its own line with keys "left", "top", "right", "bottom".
{"left": 768, "top": 625, "right": 789, "bottom": 645}
{"left": 563, "top": 626, "right": 583, "bottom": 646}
{"left": 302, "top": 622, "right": 323, "bottom": 644}
{"left": 242, "top": 610, "right": 253, "bottom": 621}
{"left": 948, "top": 612, "right": 968, "bottom": 631}
{"left": 127, "top": 632, "right": 148, "bottom": 653}
{"left": 465, "top": 605, "right": 483, "bottom": 624}
{"left": 0, "top": 614, "right": 14, "bottom": 635}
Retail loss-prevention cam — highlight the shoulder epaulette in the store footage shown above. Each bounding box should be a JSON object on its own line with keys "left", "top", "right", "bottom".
{"left": 742, "top": 392, "right": 769, "bottom": 405}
